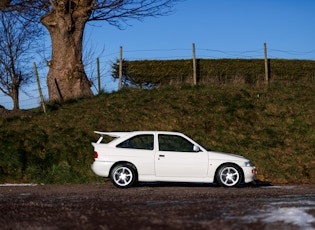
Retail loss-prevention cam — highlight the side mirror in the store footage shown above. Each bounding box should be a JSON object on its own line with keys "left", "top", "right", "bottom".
{"left": 193, "top": 145, "right": 200, "bottom": 152}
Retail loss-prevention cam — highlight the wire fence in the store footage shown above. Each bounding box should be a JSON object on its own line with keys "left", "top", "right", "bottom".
{"left": 1, "top": 45, "right": 315, "bottom": 110}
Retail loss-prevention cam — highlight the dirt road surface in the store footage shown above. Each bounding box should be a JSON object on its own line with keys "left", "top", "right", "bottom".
{"left": 0, "top": 182, "right": 314, "bottom": 230}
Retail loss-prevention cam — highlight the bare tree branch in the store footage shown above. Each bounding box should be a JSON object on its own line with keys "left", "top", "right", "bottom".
{"left": 0, "top": 0, "right": 183, "bottom": 102}
{"left": 0, "top": 10, "right": 41, "bottom": 109}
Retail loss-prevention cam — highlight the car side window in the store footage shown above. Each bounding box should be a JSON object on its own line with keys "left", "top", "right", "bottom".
{"left": 158, "top": 134, "right": 194, "bottom": 152}
{"left": 116, "top": 134, "right": 154, "bottom": 150}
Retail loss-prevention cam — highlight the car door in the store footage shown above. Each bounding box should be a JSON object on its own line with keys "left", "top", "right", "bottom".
{"left": 155, "top": 134, "right": 208, "bottom": 177}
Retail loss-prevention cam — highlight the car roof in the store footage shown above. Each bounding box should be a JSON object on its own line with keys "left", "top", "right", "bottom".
{"left": 94, "top": 130, "right": 183, "bottom": 138}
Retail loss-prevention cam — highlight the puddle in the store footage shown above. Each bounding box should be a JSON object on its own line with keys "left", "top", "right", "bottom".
{"left": 262, "top": 207, "right": 315, "bottom": 229}
{"left": 244, "top": 195, "right": 315, "bottom": 229}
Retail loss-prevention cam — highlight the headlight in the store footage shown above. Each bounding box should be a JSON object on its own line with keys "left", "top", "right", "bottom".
{"left": 245, "top": 161, "right": 253, "bottom": 167}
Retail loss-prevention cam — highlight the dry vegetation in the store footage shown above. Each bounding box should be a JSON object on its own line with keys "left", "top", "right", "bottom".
{"left": 0, "top": 82, "right": 315, "bottom": 184}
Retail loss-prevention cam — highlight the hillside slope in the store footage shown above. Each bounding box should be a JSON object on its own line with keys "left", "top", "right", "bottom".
{"left": 0, "top": 83, "right": 314, "bottom": 184}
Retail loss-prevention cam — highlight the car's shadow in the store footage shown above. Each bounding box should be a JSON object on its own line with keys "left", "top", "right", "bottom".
{"left": 136, "top": 180, "right": 273, "bottom": 188}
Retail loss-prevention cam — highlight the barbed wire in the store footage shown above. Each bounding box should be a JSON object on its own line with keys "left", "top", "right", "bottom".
{"left": 1, "top": 46, "right": 314, "bottom": 110}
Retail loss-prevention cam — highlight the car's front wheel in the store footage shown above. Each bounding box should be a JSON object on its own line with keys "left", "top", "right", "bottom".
{"left": 110, "top": 164, "right": 137, "bottom": 188}
{"left": 216, "top": 164, "right": 242, "bottom": 187}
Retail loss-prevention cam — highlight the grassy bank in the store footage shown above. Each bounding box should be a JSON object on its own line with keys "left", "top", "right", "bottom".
{"left": 1, "top": 83, "right": 314, "bottom": 184}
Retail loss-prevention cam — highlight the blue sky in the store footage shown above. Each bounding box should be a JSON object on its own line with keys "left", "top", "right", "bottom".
{"left": 1, "top": 0, "right": 315, "bottom": 109}
{"left": 87, "top": 0, "right": 315, "bottom": 60}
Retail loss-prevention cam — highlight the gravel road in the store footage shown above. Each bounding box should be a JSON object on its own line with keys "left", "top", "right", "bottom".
{"left": 0, "top": 182, "right": 314, "bottom": 230}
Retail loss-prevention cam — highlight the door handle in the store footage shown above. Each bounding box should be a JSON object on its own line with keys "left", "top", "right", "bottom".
{"left": 159, "top": 155, "right": 165, "bottom": 157}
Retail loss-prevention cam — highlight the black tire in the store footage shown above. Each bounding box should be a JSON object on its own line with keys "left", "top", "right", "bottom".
{"left": 110, "top": 163, "right": 137, "bottom": 188}
{"left": 215, "top": 164, "right": 242, "bottom": 187}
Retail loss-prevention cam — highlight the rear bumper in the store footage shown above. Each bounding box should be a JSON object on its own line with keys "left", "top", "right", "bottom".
{"left": 91, "top": 161, "right": 113, "bottom": 177}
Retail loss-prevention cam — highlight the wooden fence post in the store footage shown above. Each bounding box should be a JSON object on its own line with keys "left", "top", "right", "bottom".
{"left": 33, "top": 62, "right": 46, "bottom": 114}
{"left": 264, "top": 43, "right": 269, "bottom": 86}
{"left": 119, "top": 46, "right": 123, "bottom": 90}
{"left": 97, "top": 57, "right": 101, "bottom": 94}
{"left": 192, "top": 43, "right": 197, "bottom": 85}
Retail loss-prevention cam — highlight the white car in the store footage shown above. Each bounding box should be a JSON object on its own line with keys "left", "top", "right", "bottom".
{"left": 91, "top": 131, "right": 256, "bottom": 188}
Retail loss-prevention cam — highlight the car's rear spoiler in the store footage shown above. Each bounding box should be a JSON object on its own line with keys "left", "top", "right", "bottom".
{"left": 93, "top": 131, "right": 130, "bottom": 144}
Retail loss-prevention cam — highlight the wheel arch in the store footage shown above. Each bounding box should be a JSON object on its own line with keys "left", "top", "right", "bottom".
{"left": 213, "top": 162, "right": 245, "bottom": 184}
{"left": 109, "top": 161, "right": 138, "bottom": 180}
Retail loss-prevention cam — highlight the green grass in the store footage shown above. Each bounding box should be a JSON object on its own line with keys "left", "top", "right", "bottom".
{"left": 1, "top": 83, "right": 315, "bottom": 184}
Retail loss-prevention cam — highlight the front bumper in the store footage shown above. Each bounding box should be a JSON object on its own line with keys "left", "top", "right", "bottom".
{"left": 243, "top": 166, "right": 257, "bottom": 183}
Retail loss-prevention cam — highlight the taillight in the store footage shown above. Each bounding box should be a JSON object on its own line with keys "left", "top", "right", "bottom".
{"left": 94, "top": 152, "right": 98, "bottom": 158}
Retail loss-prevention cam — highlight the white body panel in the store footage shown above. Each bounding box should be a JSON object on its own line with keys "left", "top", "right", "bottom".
{"left": 91, "top": 131, "right": 256, "bottom": 184}
{"left": 155, "top": 150, "right": 208, "bottom": 177}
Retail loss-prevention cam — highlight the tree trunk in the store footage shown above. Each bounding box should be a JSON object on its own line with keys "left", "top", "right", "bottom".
{"left": 11, "top": 85, "right": 19, "bottom": 110}
{"left": 40, "top": 1, "right": 93, "bottom": 102}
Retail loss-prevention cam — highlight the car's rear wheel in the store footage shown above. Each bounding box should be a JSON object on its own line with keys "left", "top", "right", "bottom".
{"left": 216, "top": 164, "right": 242, "bottom": 187}
{"left": 110, "top": 164, "right": 137, "bottom": 188}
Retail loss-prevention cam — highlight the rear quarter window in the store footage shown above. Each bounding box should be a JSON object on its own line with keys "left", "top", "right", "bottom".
{"left": 116, "top": 135, "right": 154, "bottom": 150}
